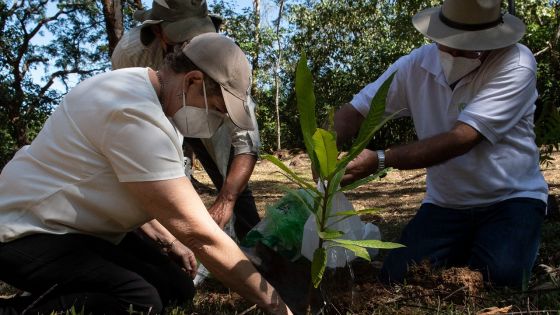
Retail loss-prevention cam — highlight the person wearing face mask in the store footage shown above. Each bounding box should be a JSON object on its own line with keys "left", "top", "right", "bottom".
{"left": 334, "top": 0, "right": 548, "bottom": 288}
{"left": 0, "top": 33, "right": 293, "bottom": 315}
{"left": 112, "top": 0, "right": 262, "bottom": 247}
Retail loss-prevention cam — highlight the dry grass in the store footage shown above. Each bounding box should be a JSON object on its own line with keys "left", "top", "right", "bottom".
{"left": 191, "top": 150, "right": 560, "bottom": 314}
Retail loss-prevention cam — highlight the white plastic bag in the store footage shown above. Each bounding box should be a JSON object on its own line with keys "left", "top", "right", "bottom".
{"left": 301, "top": 182, "right": 381, "bottom": 268}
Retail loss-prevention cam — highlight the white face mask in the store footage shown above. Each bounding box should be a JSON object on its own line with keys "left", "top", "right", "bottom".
{"left": 172, "top": 79, "right": 225, "bottom": 138}
{"left": 439, "top": 50, "right": 482, "bottom": 85}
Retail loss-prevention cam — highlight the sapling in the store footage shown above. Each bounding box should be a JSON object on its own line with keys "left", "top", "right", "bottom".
{"left": 262, "top": 53, "right": 404, "bottom": 288}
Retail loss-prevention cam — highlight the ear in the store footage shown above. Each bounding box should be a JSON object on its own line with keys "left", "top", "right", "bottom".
{"left": 183, "top": 70, "right": 204, "bottom": 93}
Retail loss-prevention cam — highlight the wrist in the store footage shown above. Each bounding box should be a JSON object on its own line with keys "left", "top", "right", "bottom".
{"left": 158, "top": 238, "right": 178, "bottom": 253}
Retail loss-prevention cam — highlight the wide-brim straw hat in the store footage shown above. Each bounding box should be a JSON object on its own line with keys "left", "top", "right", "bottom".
{"left": 412, "top": 0, "right": 526, "bottom": 51}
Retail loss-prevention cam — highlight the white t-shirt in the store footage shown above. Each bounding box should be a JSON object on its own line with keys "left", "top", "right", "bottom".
{"left": 0, "top": 68, "right": 185, "bottom": 243}
{"left": 351, "top": 43, "right": 548, "bottom": 208}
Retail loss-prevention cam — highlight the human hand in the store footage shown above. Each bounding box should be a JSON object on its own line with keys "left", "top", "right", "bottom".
{"left": 208, "top": 197, "right": 235, "bottom": 229}
{"left": 168, "top": 241, "right": 198, "bottom": 279}
{"left": 341, "top": 149, "right": 378, "bottom": 186}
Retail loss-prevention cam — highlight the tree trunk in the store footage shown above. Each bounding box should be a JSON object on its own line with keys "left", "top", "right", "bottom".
{"left": 251, "top": 0, "right": 261, "bottom": 96}
{"left": 274, "top": 0, "right": 285, "bottom": 151}
{"left": 101, "top": 0, "right": 124, "bottom": 58}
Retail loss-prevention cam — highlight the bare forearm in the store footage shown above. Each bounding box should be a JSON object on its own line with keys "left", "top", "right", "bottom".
{"left": 342, "top": 122, "right": 483, "bottom": 185}
{"left": 186, "top": 228, "right": 289, "bottom": 314}
{"left": 334, "top": 103, "right": 365, "bottom": 147}
{"left": 221, "top": 153, "right": 256, "bottom": 198}
{"left": 209, "top": 154, "right": 256, "bottom": 227}
{"left": 386, "top": 122, "right": 483, "bottom": 170}
{"left": 140, "top": 219, "right": 177, "bottom": 245}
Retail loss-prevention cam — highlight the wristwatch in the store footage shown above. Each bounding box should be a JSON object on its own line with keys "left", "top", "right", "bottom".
{"left": 376, "top": 150, "right": 385, "bottom": 172}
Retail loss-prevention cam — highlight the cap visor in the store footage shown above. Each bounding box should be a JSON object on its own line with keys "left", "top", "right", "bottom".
{"left": 141, "top": 19, "right": 164, "bottom": 25}
{"left": 221, "top": 86, "right": 254, "bottom": 131}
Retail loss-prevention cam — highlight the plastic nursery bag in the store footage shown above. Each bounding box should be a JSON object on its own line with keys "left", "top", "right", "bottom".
{"left": 241, "top": 189, "right": 313, "bottom": 260}
{"left": 301, "top": 182, "right": 381, "bottom": 269}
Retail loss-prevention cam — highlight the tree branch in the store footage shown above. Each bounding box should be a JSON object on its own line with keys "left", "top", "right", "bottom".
{"left": 37, "top": 68, "right": 100, "bottom": 100}
{"left": 534, "top": 44, "right": 550, "bottom": 58}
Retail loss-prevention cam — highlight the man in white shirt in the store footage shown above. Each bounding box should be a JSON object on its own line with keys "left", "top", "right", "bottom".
{"left": 112, "top": 0, "right": 261, "bottom": 242}
{"left": 0, "top": 33, "right": 292, "bottom": 315}
{"left": 335, "top": 0, "right": 548, "bottom": 287}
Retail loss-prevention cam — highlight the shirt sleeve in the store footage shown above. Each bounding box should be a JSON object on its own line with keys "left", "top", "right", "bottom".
{"left": 231, "top": 96, "right": 260, "bottom": 156}
{"left": 100, "top": 107, "right": 185, "bottom": 182}
{"left": 350, "top": 55, "right": 411, "bottom": 118}
{"left": 458, "top": 65, "right": 537, "bottom": 144}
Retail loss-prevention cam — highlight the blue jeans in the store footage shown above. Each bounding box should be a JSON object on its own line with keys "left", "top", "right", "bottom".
{"left": 380, "top": 198, "right": 546, "bottom": 287}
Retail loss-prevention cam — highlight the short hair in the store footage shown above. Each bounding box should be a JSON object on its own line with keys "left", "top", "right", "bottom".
{"left": 163, "top": 48, "right": 222, "bottom": 97}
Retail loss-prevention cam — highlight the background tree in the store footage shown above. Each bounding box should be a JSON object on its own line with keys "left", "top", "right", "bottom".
{"left": 273, "top": 0, "right": 285, "bottom": 151}
{"left": 0, "top": 1, "right": 108, "bottom": 166}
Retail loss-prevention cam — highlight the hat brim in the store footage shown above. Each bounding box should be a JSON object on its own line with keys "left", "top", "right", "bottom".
{"left": 412, "top": 7, "right": 525, "bottom": 51}
{"left": 161, "top": 16, "right": 216, "bottom": 43}
{"left": 141, "top": 19, "right": 165, "bottom": 25}
{"left": 221, "top": 86, "right": 254, "bottom": 131}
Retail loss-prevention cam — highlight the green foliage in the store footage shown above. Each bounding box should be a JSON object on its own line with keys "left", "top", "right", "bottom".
{"left": 0, "top": 1, "right": 111, "bottom": 168}
{"left": 521, "top": 0, "right": 560, "bottom": 163}
{"left": 263, "top": 54, "right": 403, "bottom": 287}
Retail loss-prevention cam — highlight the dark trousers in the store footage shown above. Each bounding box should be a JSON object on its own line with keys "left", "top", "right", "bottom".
{"left": 0, "top": 232, "right": 195, "bottom": 314}
{"left": 185, "top": 138, "right": 260, "bottom": 240}
{"left": 380, "top": 197, "right": 546, "bottom": 287}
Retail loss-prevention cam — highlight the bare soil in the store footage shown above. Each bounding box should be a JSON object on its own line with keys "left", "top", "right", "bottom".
{"left": 191, "top": 150, "right": 560, "bottom": 314}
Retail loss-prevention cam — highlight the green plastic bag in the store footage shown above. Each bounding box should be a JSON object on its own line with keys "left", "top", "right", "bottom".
{"left": 242, "top": 189, "right": 313, "bottom": 260}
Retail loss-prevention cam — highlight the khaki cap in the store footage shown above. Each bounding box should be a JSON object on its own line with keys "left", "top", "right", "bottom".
{"left": 134, "top": 0, "right": 217, "bottom": 43}
{"left": 183, "top": 33, "right": 254, "bottom": 131}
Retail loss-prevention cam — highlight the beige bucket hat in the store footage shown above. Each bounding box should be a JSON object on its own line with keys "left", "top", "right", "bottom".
{"left": 412, "top": 0, "right": 526, "bottom": 51}
{"left": 182, "top": 33, "right": 254, "bottom": 131}
{"left": 134, "top": 0, "right": 219, "bottom": 43}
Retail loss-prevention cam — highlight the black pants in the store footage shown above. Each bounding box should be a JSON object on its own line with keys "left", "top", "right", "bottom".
{"left": 185, "top": 138, "right": 260, "bottom": 240}
{"left": 0, "top": 232, "right": 195, "bottom": 314}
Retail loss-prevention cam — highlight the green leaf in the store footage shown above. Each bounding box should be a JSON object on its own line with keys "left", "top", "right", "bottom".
{"left": 296, "top": 53, "right": 319, "bottom": 170}
{"left": 331, "top": 207, "right": 383, "bottom": 216}
{"left": 332, "top": 239, "right": 405, "bottom": 249}
{"left": 334, "top": 73, "right": 399, "bottom": 174}
{"left": 326, "top": 166, "right": 345, "bottom": 198}
{"left": 311, "top": 247, "right": 327, "bottom": 288}
{"left": 318, "top": 229, "right": 343, "bottom": 239}
{"left": 312, "top": 128, "right": 338, "bottom": 179}
{"left": 284, "top": 188, "right": 316, "bottom": 214}
{"left": 261, "top": 154, "right": 317, "bottom": 192}
{"left": 340, "top": 168, "right": 391, "bottom": 191}
{"left": 328, "top": 242, "right": 371, "bottom": 261}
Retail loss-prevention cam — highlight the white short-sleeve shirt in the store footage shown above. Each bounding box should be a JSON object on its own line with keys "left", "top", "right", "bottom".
{"left": 351, "top": 43, "right": 548, "bottom": 208}
{"left": 0, "top": 68, "right": 185, "bottom": 243}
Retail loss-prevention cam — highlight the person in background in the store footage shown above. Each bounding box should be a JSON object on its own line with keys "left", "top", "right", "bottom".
{"left": 112, "top": 0, "right": 261, "bottom": 243}
{"left": 0, "top": 33, "right": 292, "bottom": 315}
{"left": 334, "top": 0, "right": 548, "bottom": 288}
